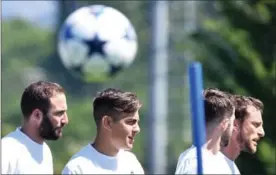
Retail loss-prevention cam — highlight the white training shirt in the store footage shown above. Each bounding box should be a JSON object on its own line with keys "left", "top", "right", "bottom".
{"left": 175, "top": 145, "right": 240, "bottom": 174}
{"left": 217, "top": 151, "right": 240, "bottom": 175}
{"left": 1, "top": 128, "right": 53, "bottom": 174}
{"left": 62, "top": 144, "right": 144, "bottom": 174}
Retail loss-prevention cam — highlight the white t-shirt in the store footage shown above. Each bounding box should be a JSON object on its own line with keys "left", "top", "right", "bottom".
{"left": 62, "top": 144, "right": 144, "bottom": 174}
{"left": 217, "top": 151, "right": 240, "bottom": 175}
{"left": 1, "top": 128, "right": 53, "bottom": 174}
{"left": 175, "top": 146, "right": 240, "bottom": 174}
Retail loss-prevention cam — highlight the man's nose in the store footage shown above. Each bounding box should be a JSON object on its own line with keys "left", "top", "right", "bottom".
{"left": 62, "top": 113, "right": 69, "bottom": 125}
{"left": 258, "top": 126, "right": 265, "bottom": 138}
{"left": 133, "top": 124, "right": 140, "bottom": 134}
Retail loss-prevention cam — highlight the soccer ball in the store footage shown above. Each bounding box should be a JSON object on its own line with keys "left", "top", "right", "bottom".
{"left": 57, "top": 5, "right": 138, "bottom": 82}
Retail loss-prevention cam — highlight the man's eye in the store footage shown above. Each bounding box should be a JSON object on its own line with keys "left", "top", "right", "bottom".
{"left": 127, "top": 120, "right": 136, "bottom": 125}
{"left": 253, "top": 123, "right": 260, "bottom": 127}
{"left": 56, "top": 111, "right": 65, "bottom": 116}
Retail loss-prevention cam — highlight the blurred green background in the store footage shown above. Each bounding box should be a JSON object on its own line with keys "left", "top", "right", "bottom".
{"left": 1, "top": 1, "right": 275, "bottom": 174}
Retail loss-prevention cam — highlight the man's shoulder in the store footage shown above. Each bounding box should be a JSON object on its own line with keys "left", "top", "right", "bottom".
{"left": 2, "top": 129, "right": 18, "bottom": 139}
{"left": 1, "top": 130, "right": 24, "bottom": 162}
{"left": 176, "top": 146, "right": 212, "bottom": 170}
{"left": 178, "top": 146, "right": 198, "bottom": 162}
{"left": 65, "top": 144, "right": 94, "bottom": 164}
{"left": 2, "top": 130, "right": 21, "bottom": 148}
{"left": 62, "top": 144, "right": 99, "bottom": 174}
{"left": 175, "top": 147, "right": 198, "bottom": 174}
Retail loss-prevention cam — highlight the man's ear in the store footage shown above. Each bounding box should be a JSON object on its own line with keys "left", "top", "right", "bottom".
{"left": 221, "top": 118, "right": 230, "bottom": 131}
{"left": 233, "top": 119, "right": 241, "bottom": 131}
{"left": 31, "top": 109, "right": 43, "bottom": 121}
{"left": 102, "top": 115, "right": 113, "bottom": 131}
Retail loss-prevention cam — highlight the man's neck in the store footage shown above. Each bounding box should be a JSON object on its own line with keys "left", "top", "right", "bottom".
{"left": 21, "top": 123, "right": 44, "bottom": 144}
{"left": 205, "top": 137, "right": 221, "bottom": 155}
{"left": 92, "top": 134, "right": 119, "bottom": 157}
{"left": 205, "top": 127, "right": 222, "bottom": 155}
{"left": 221, "top": 140, "right": 241, "bottom": 161}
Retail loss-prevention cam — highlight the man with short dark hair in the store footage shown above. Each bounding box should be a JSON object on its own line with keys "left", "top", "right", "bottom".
{"left": 62, "top": 88, "right": 144, "bottom": 174}
{"left": 1, "top": 81, "right": 69, "bottom": 174}
{"left": 221, "top": 95, "right": 265, "bottom": 160}
{"left": 175, "top": 88, "right": 239, "bottom": 174}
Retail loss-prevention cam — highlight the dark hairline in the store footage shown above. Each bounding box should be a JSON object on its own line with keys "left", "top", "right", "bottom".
{"left": 233, "top": 95, "right": 263, "bottom": 122}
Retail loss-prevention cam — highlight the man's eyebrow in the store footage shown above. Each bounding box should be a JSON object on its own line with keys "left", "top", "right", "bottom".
{"left": 54, "top": 110, "right": 66, "bottom": 114}
{"left": 127, "top": 118, "right": 139, "bottom": 122}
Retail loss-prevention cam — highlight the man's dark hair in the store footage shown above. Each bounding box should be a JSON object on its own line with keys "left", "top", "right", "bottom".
{"left": 203, "top": 88, "right": 234, "bottom": 125}
{"left": 93, "top": 88, "right": 142, "bottom": 126}
{"left": 232, "top": 95, "right": 263, "bottom": 122}
{"left": 21, "top": 81, "right": 65, "bottom": 119}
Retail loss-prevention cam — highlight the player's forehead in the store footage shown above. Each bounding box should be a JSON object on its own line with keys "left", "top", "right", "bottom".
{"left": 125, "top": 110, "right": 139, "bottom": 120}
{"left": 49, "top": 93, "right": 67, "bottom": 111}
{"left": 132, "top": 110, "right": 139, "bottom": 118}
{"left": 245, "top": 105, "right": 262, "bottom": 123}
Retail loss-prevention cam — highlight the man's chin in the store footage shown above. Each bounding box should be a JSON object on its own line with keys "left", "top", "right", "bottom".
{"left": 124, "top": 144, "right": 133, "bottom": 151}
{"left": 244, "top": 145, "right": 257, "bottom": 154}
{"left": 51, "top": 128, "right": 64, "bottom": 139}
{"left": 249, "top": 147, "right": 257, "bottom": 154}
{"left": 56, "top": 130, "right": 63, "bottom": 137}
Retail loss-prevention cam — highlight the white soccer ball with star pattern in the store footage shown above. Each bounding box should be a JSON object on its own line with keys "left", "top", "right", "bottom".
{"left": 58, "top": 5, "right": 138, "bottom": 82}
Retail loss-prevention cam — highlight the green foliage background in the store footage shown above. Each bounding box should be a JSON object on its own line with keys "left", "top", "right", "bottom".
{"left": 2, "top": 1, "right": 275, "bottom": 174}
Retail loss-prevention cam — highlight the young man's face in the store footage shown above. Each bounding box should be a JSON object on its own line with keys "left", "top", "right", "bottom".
{"left": 110, "top": 111, "right": 140, "bottom": 150}
{"left": 237, "top": 105, "right": 265, "bottom": 153}
{"left": 39, "top": 93, "right": 69, "bottom": 140}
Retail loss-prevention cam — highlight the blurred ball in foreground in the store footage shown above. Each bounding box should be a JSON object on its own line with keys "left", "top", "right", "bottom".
{"left": 58, "top": 5, "right": 138, "bottom": 83}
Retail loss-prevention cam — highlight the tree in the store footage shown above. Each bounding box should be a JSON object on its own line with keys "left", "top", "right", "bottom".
{"left": 189, "top": 1, "right": 275, "bottom": 174}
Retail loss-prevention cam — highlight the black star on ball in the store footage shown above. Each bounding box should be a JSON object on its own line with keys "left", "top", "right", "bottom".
{"left": 62, "top": 23, "right": 74, "bottom": 40}
{"left": 83, "top": 34, "right": 107, "bottom": 57}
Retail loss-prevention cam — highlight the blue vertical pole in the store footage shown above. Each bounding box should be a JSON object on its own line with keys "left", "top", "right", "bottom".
{"left": 188, "top": 62, "right": 206, "bottom": 174}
